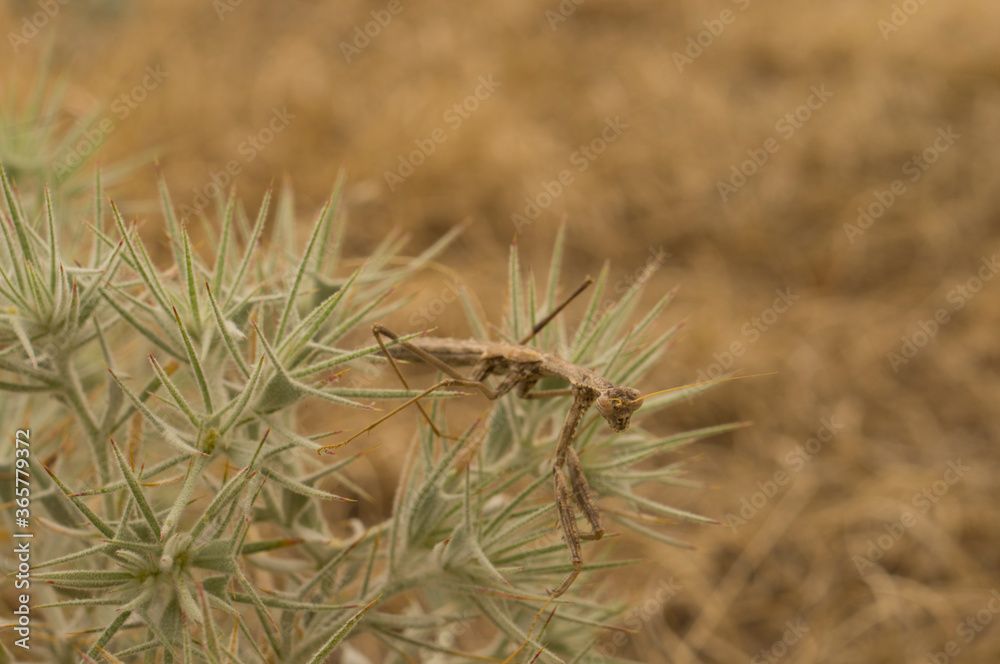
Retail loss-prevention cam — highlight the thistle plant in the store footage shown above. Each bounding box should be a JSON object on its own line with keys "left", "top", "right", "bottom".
{"left": 0, "top": 157, "right": 740, "bottom": 663}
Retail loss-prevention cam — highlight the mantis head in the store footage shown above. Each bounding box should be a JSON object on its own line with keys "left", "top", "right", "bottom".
{"left": 595, "top": 387, "right": 644, "bottom": 432}
{"left": 594, "top": 373, "right": 778, "bottom": 435}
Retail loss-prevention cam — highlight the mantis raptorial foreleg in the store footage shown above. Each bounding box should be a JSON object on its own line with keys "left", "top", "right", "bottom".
{"left": 566, "top": 447, "right": 604, "bottom": 539}
{"left": 547, "top": 386, "right": 603, "bottom": 596}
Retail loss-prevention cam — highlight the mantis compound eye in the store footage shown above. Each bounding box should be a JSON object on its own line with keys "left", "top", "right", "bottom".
{"left": 595, "top": 387, "right": 644, "bottom": 432}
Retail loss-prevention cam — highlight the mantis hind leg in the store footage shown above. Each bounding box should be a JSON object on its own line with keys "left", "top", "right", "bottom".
{"left": 371, "top": 324, "right": 446, "bottom": 437}
{"left": 374, "top": 324, "right": 472, "bottom": 382}
{"left": 317, "top": 325, "right": 502, "bottom": 453}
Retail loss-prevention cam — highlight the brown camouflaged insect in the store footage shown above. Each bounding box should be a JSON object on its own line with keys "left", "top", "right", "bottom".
{"left": 319, "top": 278, "right": 665, "bottom": 597}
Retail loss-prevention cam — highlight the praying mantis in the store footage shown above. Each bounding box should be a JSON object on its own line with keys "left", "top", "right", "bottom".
{"left": 318, "top": 277, "right": 716, "bottom": 597}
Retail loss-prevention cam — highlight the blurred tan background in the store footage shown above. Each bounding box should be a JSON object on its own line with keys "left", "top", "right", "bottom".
{"left": 4, "top": 0, "right": 1000, "bottom": 661}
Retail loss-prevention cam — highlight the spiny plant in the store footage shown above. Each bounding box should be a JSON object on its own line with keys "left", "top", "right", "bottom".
{"left": 1, "top": 48, "right": 150, "bottom": 203}
{"left": 0, "top": 159, "right": 742, "bottom": 663}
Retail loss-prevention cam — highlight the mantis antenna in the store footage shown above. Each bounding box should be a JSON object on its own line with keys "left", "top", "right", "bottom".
{"left": 637, "top": 371, "right": 778, "bottom": 401}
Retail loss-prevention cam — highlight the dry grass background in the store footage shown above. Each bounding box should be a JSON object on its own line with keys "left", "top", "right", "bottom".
{"left": 3, "top": 0, "right": 1000, "bottom": 661}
